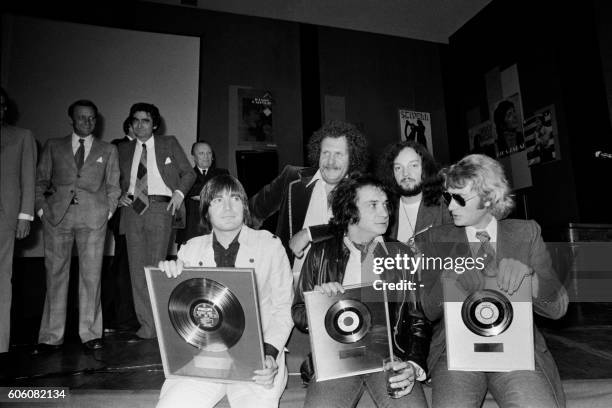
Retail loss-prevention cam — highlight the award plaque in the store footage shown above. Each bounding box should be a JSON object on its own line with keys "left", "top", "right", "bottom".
{"left": 145, "top": 267, "right": 265, "bottom": 382}
{"left": 443, "top": 274, "right": 534, "bottom": 371}
{"left": 304, "top": 283, "right": 392, "bottom": 381}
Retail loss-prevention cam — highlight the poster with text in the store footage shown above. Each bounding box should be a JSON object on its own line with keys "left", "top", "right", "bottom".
{"left": 399, "top": 109, "right": 433, "bottom": 154}
{"left": 238, "top": 88, "right": 274, "bottom": 147}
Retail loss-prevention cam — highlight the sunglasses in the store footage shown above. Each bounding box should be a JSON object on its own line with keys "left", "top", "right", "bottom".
{"left": 442, "top": 191, "right": 478, "bottom": 207}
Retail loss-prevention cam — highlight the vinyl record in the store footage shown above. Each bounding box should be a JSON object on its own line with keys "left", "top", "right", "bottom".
{"left": 324, "top": 299, "right": 372, "bottom": 344}
{"left": 461, "top": 289, "right": 513, "bottom": 337}
{"left": 168, "top": 278, "right": 245, "bottom": 351}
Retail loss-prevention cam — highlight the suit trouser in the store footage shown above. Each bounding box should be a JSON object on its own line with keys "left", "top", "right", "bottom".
{"left": 38, "top": 205, "right": 107, "bottom": 344}
{"left": 0, "top": 214, "right": 16, "bottom": 353}
{"left": 124, "top": 202, "right": 173, "bottom": 339}
{"left": 101, "top": 232, "right": 137, "bottom": 330}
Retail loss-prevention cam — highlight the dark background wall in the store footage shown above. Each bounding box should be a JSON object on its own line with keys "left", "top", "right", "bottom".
{"left": 445, "top": 0, "right": 612, "bottom": 230}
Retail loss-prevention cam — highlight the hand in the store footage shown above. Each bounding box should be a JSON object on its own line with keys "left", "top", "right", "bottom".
{"left": 289, "top": 229, "right": 311, "bottom": 258}
{"left": 456, "top": 269, "right": 485, "bottom": 294}
{"left": 15, "top": 219, "right": 31, "bottom": 239}
{"left": 253, "top": 355, "right": 278, "bottom": 388}
{"left": 388, "top": 361, "right": 416, "bottom": 397}
{"left": 166, "top": 191, "right": 184, "bottom": 215}
{"left": 497, "top": 258, "right": 532, "bottom": 295}
{"left": 118, "top": 193, "right": 133, "bottom": 207}
{"left": 158, "top": 259, "right": 184, "bottom": 278}
{"left": 313, "top": 282, "right": 345, "bottom": 297}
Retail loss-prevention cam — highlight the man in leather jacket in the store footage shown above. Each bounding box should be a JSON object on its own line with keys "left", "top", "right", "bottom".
{"left": 292, "top": 173, "right": 431, "bottom": 408}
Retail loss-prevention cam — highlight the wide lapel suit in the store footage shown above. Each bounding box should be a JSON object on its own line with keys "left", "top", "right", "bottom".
{"left": 249, "top": 165, "right": 317, "bottom": 260}
{"left": 36, "top": 134, "right": 120, "bottom": 345}
{"left": 419, "top": 219, "right": 567, "bottom": 406}
{"left": 118, "top": 134, "right": 195, "bottom": 339}
{"left": 0, "top": 125, "right": 37, "bottom": 352}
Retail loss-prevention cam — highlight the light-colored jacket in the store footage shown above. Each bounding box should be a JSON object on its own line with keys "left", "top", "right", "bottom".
{"left": 177, "top": 226, "right": 294, "bottom": 354}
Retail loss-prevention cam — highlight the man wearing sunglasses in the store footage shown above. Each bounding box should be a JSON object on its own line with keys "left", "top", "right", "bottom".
{"left": 418, "top": 154, "right": 568, "bottom": 408}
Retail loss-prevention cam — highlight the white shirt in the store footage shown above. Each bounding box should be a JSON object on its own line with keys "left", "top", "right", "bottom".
{"left": 342, "top": 236, "right": 384, "bottom": 286}
{"left": 71, "top": 133, "right": 93, "bottom": 161}
{"left": 292, "top": 170, "right": 334, "bottom": 276}
{"left": 128, "top": 137, "right": 173, "bottom": 197}
{"left": 397, "top": 199, "right": 420, "bottom": 243}
{"left": 466, "top": 217, "right": 498, "bottom": 254}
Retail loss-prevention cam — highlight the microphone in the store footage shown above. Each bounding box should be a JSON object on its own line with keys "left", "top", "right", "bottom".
{"left": 595, "top": 151, "right": 612, "bottom": 159}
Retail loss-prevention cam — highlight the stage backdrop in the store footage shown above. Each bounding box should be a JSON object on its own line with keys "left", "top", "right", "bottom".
{"left": 1, "top": 14, "right": 200, "bottom": 257}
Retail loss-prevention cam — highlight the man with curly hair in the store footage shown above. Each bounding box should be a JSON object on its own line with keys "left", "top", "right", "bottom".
{"left": 418, "top": 154, "right": 568, "bottom": 407}
{"left": 249, "top": 120, "right": 368, "bottom": 274}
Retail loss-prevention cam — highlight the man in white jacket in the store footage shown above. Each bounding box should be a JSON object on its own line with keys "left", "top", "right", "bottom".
{"left": 157, "top": 174, "right": 294, "bottom": 408}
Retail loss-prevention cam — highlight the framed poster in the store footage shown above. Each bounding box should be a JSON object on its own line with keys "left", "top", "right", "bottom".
{"left": 468, "top": 120, "right": 496, "bottom": 158}
{"left": 398, "top": 109, "right": 433, "bottom": 154}
{"left": 492, "top": 93, "right": 525, "bottom": 158}
{"left": 524, "top": 105, "right": 559, "bottom": 166}
{"left": 236, "top": 88, "right": 274, "bottom": 147}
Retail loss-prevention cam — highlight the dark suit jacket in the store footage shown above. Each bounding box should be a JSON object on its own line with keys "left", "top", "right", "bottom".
{"left": 108, "top": 136, "right": 132, "bottom": 235}
{"left": 387, "top": 198, "right": 453, "bottom": 241}
{"left": 117, "top": 135, "right": 195, "bottom": 231}
{"left": 418, "top": 219, "right": 568, "bottom": 405}
{"left": 176, "top": 166, "right": 229, "bottom": 244}
{"left": 249, "top": 165, "right": 318, "bottom": 256}
{"left": 0, "top": 125, "right": 37, "bottom": 228}
{"left": 35, "top": 135, "right": 120, "bottom": 228}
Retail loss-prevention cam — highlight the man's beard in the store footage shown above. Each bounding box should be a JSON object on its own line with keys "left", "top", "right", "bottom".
{"left": 395, "top": 182, "right": 422, "bottom": 197}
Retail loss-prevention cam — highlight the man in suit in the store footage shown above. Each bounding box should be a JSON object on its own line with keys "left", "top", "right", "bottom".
{"left": 0, "top": 87, "right": 37, "bottom": 353}
{"left": 101, "top": 117, "right": 138, "bottom": 334}
{"left": 249, "top": 121, "right": 368, "bottom": 275}
{"left": 176, "top": 141, "right": 229, "bottom": 245}
{"left": 35, "top": 99, "right": 120, "bottom": 352}
{"left": 118, "top": 103, "right": 195, "bottom": 340}
{"left": 379, "top": 140, "right": 452, "bottom": 246}
{"left": 418, "top": 154, "right": 568, "bottom": 407}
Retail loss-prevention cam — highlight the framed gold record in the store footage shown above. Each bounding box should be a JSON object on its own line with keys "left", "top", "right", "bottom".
{"left": 145, "top": 267, "right": 265, "bottom": 382}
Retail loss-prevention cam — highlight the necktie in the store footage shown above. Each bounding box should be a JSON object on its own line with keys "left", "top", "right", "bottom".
{"left": 132, "top": 144, "right": 149, "bottom": 215}
{"left": 75, "top": 138, "right": 85, "bottom": 170}
{"left": 475, "top": 230, "right": 496, "bottom": 276}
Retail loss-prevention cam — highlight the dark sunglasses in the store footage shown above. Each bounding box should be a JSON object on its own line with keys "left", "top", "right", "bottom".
{"left": 442, "top": 191, "right": 478, "bottom": 207}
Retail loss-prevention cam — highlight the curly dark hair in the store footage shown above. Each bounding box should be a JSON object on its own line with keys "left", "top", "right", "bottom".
{"left": 307, "top": 121, "right": 369, "bottom": 173}
{"left": 328, "top": 172, "right": 392, "bottom": 233}
{"left": 199, "top": 174, "right": 252, "bottom": 233}
{"left": 377, "top": 140, "right": 444, "bottom": 206}
{"left": 129, "top": 102, "right": 161, "bottom": 130}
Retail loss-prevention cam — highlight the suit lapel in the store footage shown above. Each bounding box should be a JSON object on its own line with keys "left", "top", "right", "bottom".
{"left": 415, "top": 201, "right": 436, "bottom": 233}
{"left": 82, "top": 138, "right": 102, "bottom": 169}
{"left": 290, "top": 177, "right": 316, "bottom": 234}
{"left": 389, "top": 200, "right": 400, "bottom": 239}
{"left": 495, "top": 220, "right": 521, "bottom": 262}
{"left": 62, "top": 135, "right": 77, "bottom": 171}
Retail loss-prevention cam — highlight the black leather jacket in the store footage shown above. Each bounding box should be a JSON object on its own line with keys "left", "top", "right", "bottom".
{"left": 291, "top": 233, "right": 432, "bottom": 374}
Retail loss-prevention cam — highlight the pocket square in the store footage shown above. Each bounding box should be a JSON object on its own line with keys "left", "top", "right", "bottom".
{"left": 165, "top": 157, "right": 172, "bottom": 164}
{"left": 97, "top": 157, "right": 103, "bottom": 163}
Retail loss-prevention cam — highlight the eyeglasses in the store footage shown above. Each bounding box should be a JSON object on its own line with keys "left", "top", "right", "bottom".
{"left": 442, "top": 191, "right": 478, "bottom": 207}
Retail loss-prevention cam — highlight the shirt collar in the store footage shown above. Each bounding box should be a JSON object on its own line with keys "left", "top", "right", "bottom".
{"left": 306, "top": 169, "right": 324, "bottom": 188}
{"left": 72, "top": 132, "right": 92, "bottom": 142}
{"left": 212, "top": 226, "right": 243, "bottom": 249}
{"left": 466, "top": 217, "right": 497, "bottom": 243}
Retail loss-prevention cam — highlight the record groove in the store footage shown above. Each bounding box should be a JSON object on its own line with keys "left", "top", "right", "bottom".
{"left": 324, "top": 299, "right": 372, "bottom": 344}
{"left": 168, "top": 278, "right": 245, "bottom": 351}
{"left": 461, "top": 289, "right": 513, "bottom": 337}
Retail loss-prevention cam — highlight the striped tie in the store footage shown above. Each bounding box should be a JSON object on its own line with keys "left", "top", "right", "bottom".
{"left": 132, "top": 144, "right": 149, "bottom": 215}
{"left": 75, "top": 138, "right": 85, "bottom": 170}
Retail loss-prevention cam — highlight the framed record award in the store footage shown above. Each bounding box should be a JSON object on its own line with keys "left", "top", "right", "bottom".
{"left": 443, "top": 274, "right": 534, "bottom": 372}
{"left": 145, "top": 267, "right": 265, "bottom": 382}
{"left": 304, "top": 283, "right": 393, "bottom": 381}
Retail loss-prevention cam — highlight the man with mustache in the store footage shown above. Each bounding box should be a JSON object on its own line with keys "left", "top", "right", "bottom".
{"left": 292, "top": 140, "right": 452, "bottom": 257}
{"left": 249, "top": 120, "right": 368, "bottom": 276}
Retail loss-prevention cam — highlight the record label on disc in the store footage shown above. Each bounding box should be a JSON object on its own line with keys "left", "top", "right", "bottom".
{"left": 324, "top": 299, "right": 372, "bottom": 344}
{"left": 461, "top": 289, "right": 513, "bottom": 337}
{"left": 168, "top": 278, "right": 245, "bottom": 351}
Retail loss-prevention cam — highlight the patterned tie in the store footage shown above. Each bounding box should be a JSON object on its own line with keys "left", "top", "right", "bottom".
{"left": 75, "top": 138, "right": 85, "bottom": 170}
{"left": 131, "top": 144, "right": 149, "bottom": 215}
{"left": 475, "top": 230, "right": 497, "bottom": 277}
